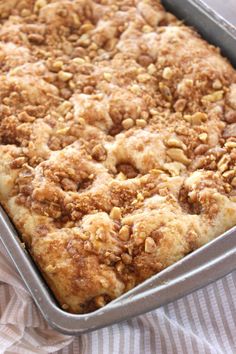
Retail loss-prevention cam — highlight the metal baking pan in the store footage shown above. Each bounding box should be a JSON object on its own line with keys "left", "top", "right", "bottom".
{"left": 1, "top": 0, "right": 236, "bottom": 335}
{"left": 163, "top": 0, "right": 236, "bottom": 67}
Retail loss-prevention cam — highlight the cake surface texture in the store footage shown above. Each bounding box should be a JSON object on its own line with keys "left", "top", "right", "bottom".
{"left": 0, "top": 0, "right": 236, "bottom": 313}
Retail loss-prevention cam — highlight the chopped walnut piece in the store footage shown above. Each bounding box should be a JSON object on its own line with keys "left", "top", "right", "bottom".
{"left": 175, "top": 126, "right": 190, "bottom": 136}
{"left": 58, "top": 101, "right": 73, "bottom": 115}
{"left": 72, "top": 58, "right": 85, "bottom": 65}
{"left": 223, "top": 124, "right": 236, "bottom": 138}
{"left": 18, "top": 112, "right": 35, "bottom": 123}
{"left": 194, "top": 144, "right": 209, "bottom": 155}
{"left": 142, "top": 25, "right": 153, "bottom": 33}
{"left": 34, "top": 0, "right": 47, "bottom": 13}
{"left": 191, "top": 112, "right": 207, "bottom": 125}
{"left": 212, "top": 79, "right": 222, "bottom": 89}
{"left": 164, "top": 162, "right": 186, "bottom": 177}
{"left": 217, "top": 154, "right": 231, "bottom": 173}
{"left": 110, "top": 207, "right": 121, "bottom": 220}
{"left": 165, "top": 137, "right": 186, "bottom": 150}
{"left": 45, "top": 264, "right": 56, "bottom": 274}
{"left": 162, "top": 67, "right": 173, "bottom": 80}
{"left": 116, "top": 261, "right": 125, "bottom": 273}
{"left": 94, "top": 295, "right": 106, "bottom": 308}
{"left": 145, "top": 237, "right": 156, "bottom": 253}
{"left": 80, "top": 233, "right": 90, "bottom": 241}
{"left": 177, "top": 79, "right": 193, "bottom": 96}
{"left": 121, "top": 253, "right": 132, "bottom": 265}
{"left": 122, "top": 118, "right": 134, "bottom": 130}
{"left": 137, "top": 73, "right": 151, "bottom": 83}
{"left": 147, "top": 64, "right": 156, "bottom": 75}
{"left": 225, "top": 141, "right": 236, "bottom": 149}
{"left": 56, "top": 127, "right": 70, "bottom": 135}
{"left": 80, "top": 23, "right": 94, "bottom": 33}
{"left": 21, "top": 9, "right": 31, "bottom": 17}
{"left": 119, "top": 225, "right": 130, "bottom": 241}
{"left": 103, "top": 72, "right": 112, "bottom": 82}
{"left": 202, "top": 91, "right": 224, "bottom": 103}
{"left": 167, "top": 148, "right": 190, "bottom": 165}
{"left": 51, "top": 61, "right": 64, "bottom": 72}
{"left": 91, "top": 144, "right": 107, "bottom": 161}
{"left": 199, "top": 133, "right": 208, "bottom": 143}
{"left": 136, "top": 119, "right": 147, "bottom": 128}
{"left": 159, "top": 82, "right": 172, "bottom": 101}
{"left": 174, "top": 99, "right": 187, "bottom": 112}
{"left": 28, "top": 34, "right": 44, "bottom": 44}
{"left": 225, "top": 111, "right": 236, "bottom": 123}
{"left": 58, "top": 71, "right": 73, "bottom": 82}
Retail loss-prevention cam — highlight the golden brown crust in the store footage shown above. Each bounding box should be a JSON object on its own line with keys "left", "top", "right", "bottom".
{"left": 1, "top": 0, "right": 236, "bottom": 313}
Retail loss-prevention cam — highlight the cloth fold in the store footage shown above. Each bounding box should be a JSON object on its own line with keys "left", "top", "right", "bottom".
{"left": 0, "top": 240, "right": 235, "bottom": 354}
{"left": 0, "top": 242, "right": 73, "bottom": 354}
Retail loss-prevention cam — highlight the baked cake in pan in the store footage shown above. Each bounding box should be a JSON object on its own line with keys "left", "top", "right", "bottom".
{"left": 0, "top": 0, "right": 236, "bottom": 313}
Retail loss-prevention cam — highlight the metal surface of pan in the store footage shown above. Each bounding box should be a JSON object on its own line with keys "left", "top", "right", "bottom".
{"left": 0, "top": 0, "right": 236, "bottom": 335}
{"left": 163, "top": 0, "right": 236, "bottom": 67}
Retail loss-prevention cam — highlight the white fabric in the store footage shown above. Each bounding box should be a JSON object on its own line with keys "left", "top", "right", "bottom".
{"left": 0, "top": 240, "right": 236, "bottom": 354}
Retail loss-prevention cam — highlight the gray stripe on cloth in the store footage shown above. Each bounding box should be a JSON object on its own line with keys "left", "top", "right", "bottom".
{"left": 191, "top": 288, "right": 222, "bottom": 353}
{"left": 211, "top": 281, "right": 234, "bottom": 353}
{"left": 162, "top": 310, "right": 178, "bottom": 354}
{"left": 164, "top": 304, "right": 188, "bottom": 354}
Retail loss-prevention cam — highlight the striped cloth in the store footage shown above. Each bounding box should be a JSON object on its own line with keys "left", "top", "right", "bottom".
{"left": 1, "top": 2, "right": 235, "bottom": 353}
{"left": 0, "top": 240, "right": 235, "bottom": 354}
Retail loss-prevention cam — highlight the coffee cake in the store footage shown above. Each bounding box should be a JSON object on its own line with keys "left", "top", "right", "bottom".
{"left": 0, "top": 0, "right": 236, "bottom": 313}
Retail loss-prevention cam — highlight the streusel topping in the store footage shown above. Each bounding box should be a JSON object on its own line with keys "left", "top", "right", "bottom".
{"left": 0, "top": 0, "right": 236, "bottom": 313}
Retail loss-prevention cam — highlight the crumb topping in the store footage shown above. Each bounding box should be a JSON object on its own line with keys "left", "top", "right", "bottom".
{"left": 0, "top": 0, "right": 236, "bottom": 313}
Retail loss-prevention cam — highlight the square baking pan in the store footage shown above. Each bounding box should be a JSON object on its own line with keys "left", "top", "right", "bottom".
{"left": 1, "top": 0, "right": 236, "bottom": 335}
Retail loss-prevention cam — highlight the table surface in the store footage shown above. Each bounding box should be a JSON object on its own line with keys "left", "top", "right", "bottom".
{"left": 203, "top": 0, "right": 236, "bottom": 25}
